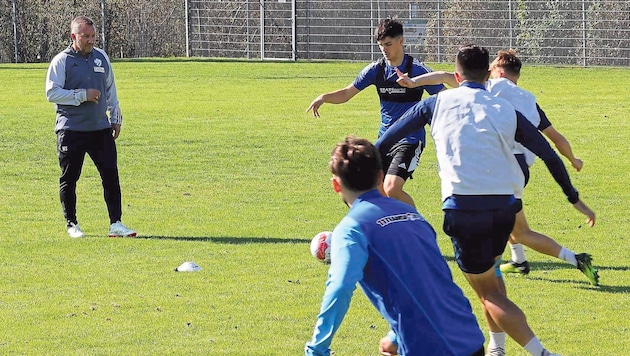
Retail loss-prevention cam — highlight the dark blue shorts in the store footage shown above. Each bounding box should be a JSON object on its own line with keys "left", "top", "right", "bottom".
{"left": 442, "top": 202, "right": 520, "bottom": 274}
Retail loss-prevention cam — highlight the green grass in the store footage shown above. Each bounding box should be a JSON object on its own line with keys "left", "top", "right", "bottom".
{"left": 0, "top": 59, "right": 628, "bottom": 355}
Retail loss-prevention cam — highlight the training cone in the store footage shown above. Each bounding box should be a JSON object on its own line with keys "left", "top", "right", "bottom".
{"left": 174, "top": 261, "right": 202, "bottom": 272}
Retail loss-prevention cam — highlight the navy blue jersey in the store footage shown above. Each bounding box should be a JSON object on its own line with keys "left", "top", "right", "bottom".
{"left": 305, "top": 190, "right": 484, "bottom": 356}
{"left": 353, "top": 55, "right": 444, "bottom": 144}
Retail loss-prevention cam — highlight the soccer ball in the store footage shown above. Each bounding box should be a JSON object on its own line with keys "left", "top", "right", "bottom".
{"left": 310, "top": 231, "right": 332, "bottom": 264}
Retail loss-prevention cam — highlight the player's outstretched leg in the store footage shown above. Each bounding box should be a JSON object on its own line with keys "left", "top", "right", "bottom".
{"left": 503, "top": 209, "right": 600, "bottom": 285}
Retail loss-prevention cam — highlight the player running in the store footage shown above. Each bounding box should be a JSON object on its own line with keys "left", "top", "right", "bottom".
{"left": 375, "top": 44, "right": 592, "bottom": 356}
{"left": 306, "top": 17, "right": 444, "bottom": 207}
{"left": 393, "top": 50, "right": 599, "bottom": 288}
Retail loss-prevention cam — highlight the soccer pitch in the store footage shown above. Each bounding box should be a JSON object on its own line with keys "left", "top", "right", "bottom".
{"left": 0, "top": 59, "right": 628, "bottom": 355}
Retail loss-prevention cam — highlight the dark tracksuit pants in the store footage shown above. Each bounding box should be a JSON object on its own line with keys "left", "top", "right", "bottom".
{"left": 57, "top": 128, "right": 122, "bottom": 226}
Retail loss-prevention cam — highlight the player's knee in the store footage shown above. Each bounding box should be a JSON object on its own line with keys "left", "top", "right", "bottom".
{"left": 382, "top": 178, "right": 400, "bottom": 193}
{"left": 383, "top": 184, "right": 402, "bottom": 198}
{"left": 510, "top": 226, "right": 532, "bottom": 242}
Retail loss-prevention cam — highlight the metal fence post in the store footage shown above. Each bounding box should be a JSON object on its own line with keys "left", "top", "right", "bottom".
{"left": 260, "top": 0, "right": 264, "bottom": 60}
{"left": 101, "top": 0, "right": 107, "bottom": 54}
{"left": 370, "top": 0, "right": 375, "bottom": 61}
{"left": 437, "top": 0, "right": 441, "bottom": 63}
{"left": 509, "top": 0, "right": 514, "bottom": 49}
{"left": 12, "top": 0, "right": 18, "bottom": 63}
{"left": 185, "top": 0, "right": 190, "bottom": 57}
{"left": 582, "top": 0, "right": 587, "bottom": 67}
{"left": 306, "top": 0, "right": 311, "bottom": 60}
{"left": 292, "top": 0, "right": 296, "bottom": 60}
{"left": 246, "top": 0, "right": 250, "bottom": 59}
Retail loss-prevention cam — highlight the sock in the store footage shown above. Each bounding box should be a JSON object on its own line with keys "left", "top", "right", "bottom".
{"left": 524, "top": 337, "right": 545, "bottom": 356}
{"left": 558, "top": 247, "right": 578, "bottom": 267}
{"left": 487, "top": 331, "right": 506, "bottom": 350}
{"left": 510, "top": 243, "right": 527, "bottom": 263}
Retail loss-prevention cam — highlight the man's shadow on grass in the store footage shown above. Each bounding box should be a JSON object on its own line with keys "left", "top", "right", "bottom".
{"left": 137, "top": 235, "right": 311, "bottom": 245}
{"left": 442, "top": 255, "right": 630, "bottom": 294}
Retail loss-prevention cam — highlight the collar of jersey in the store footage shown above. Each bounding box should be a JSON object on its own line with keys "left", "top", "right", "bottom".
{"left": 460, "top": 81, "right": 487, "bottom": 90}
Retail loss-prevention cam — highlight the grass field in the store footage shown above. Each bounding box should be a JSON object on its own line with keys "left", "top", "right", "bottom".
{"left": 0, "top": 59, "right": 628, "bottom": 355}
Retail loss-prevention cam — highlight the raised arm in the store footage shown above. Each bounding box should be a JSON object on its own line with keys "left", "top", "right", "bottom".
{"left": 537, "top": 104, "right": 583, "bottom": 171}
{"left": 395, "top": 69, "right": 458, "bottom": 89}
{"left": 306, "top": 84, "right": 361, "bottom": 118}
{"left": 515, "top": 112, "right": 595, "bottom": 226}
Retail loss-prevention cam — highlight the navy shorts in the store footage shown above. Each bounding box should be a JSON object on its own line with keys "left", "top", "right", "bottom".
{"left": 442, "top": 202, "right": 521, "bottom": 274}
{"left": 382, "top": 142, "right": 423, "bottom": 180}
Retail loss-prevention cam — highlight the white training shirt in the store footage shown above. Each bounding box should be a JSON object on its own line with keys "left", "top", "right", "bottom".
{"left": 486, "top": 78, "right": 540, "bottom": 166}
{"left": 431, "top": 85, "right": 525, "bottom": 200}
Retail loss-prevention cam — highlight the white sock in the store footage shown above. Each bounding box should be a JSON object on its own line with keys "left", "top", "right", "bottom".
{"left": 488, "top": 331, "right": 506, "bottom": 350}
{"left": 558, "top": 247, "right": 578, "bottom": 267}
{"left": 524, "top": 337, "right": 545, "bottom": 356}
{"left": 510, "top": 243, "right": 527, "bottom": 263}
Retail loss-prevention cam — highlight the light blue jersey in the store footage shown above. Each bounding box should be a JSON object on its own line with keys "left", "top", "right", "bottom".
{"left": 305, "top": 190, "right": 484, "bottom": 356}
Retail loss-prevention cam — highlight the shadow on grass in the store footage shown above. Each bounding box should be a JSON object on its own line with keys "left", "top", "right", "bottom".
{"left": 135, "top": 235, "right": 310, "bottom": 244}
{"left": 441, "top": 256, "right": 630, "bottom": 293}
{"left": 506, "top": 261, "right": 630, "bottom": 293}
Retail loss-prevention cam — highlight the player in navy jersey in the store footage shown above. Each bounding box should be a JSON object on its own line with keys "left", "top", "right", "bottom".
{"left": 373, "top": 44, "right": 592, "bottom": 356}
{"left": 306, "top": 18, "right": 444, "bottom": 208}
{"left": 305, "top": 136, "right": 484, "bottom": 356}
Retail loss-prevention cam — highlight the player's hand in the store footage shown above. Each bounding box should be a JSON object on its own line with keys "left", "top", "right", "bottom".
{"left": 306, "top": 95, "right": 325, "bottom": 118}
{"left": 572, "top": 199, "right": 595, "bottom": 227}
{"left": 572, "top": 158, "right": 584, "bottom": 172}
{"left": 87, "top": 88, "right": 102, "bottom": 103}
{"left": 379, "top": 336, "right": 398, "bottom": 355}
{"left": 111, "top": 123, "right": 121, "bottom": 140}
{"left": 395, "top": 68, "right": 416, "bottom": 88}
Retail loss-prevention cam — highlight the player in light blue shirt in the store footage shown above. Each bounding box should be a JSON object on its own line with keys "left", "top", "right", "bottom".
{"left": 305, "top": 136, "right": 484, "bottom": 356}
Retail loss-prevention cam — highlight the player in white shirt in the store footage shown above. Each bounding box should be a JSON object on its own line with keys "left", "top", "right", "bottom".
{"left": 486, "top": 50, "right": 598, "bottom": 286}
{"left": 375, "top": 44, "right": 590, "bottom": 356}
{"left": 393, "top": 50, "right": 599, "bottom": 288}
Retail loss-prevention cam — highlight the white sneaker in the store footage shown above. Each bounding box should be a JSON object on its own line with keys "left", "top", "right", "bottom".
{"left": 109, "top": 221, "right": 137, "bottom": 237}
{"left": 67, "top": 223, "right": 85, "bottom": 238}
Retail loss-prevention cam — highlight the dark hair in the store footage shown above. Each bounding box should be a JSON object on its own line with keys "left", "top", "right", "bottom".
{"left": 329, "top": 136, "right": 382, "bottom": 192}
{"left": 490, "top": 49, "right": 522, "bottom": 76}
{"left": 375, "top": 17, "right": 403, "bottom": 41}
{"left": 456, "top": 44, "right": 489, "bottom": 82}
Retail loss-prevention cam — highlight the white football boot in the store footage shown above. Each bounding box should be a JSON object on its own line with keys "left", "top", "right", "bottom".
{"left": 109, "top": 221, "right": 137, "bottom": 237}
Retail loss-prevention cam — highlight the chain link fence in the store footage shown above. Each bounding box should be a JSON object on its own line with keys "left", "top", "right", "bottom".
{"left": 2, "top": 0, "right": 629, "bottom": 66}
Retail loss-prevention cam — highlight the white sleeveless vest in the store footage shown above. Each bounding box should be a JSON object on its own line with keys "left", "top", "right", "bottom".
{"left": 431, "top": 86, "right": 525, "bottom": 201}
{"left": 486, "top": 78, "right": 540, "bottom": 167}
